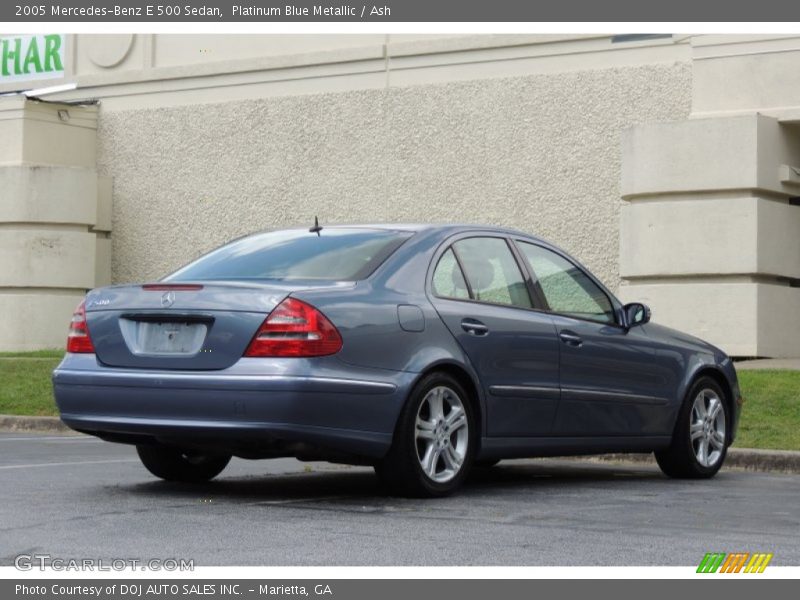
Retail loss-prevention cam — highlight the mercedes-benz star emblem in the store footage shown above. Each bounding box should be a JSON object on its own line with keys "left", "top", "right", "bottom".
{"left": 160, "top": 291, "right": 176, "bottom": 308}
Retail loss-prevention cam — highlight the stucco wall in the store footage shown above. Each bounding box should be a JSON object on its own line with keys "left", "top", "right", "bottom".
{"left": 96, "top": 61, "right": 691, "bottom": 290}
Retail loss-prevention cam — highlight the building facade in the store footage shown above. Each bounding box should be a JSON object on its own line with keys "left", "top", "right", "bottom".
{"left": 0, "top": 34, "right": 798, "bottom": 355}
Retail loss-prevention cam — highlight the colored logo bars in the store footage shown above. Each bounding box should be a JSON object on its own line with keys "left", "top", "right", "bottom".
{"left": 697, "top": 552, "right": 773, "bottom": 573}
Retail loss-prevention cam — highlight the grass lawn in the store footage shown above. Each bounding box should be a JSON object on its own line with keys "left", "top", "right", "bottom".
{"left": 0, "top": 351, "right": 798, "bottom": 450}
{"left": 0, "top": 350, "right": 64, "bottom": 416}
{"left": 735, "top": 370, "right": 800, "bottom": 451}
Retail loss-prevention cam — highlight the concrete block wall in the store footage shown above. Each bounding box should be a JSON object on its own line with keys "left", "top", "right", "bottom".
{"left": 617, "top": 35, "right": 800, "bottom": 358}
{"left": 619, "top": 114, "right": 800, "bottom": 357}
{"left": 0, "top": 97, "right": 111, "bottom": 351}
{"left": 93, "top": 62, "right": 691, "bottom": 292}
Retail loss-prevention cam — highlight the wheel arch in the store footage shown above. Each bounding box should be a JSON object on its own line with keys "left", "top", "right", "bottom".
{"left": 687, "top": 366, "right": 735, "bottom": 433}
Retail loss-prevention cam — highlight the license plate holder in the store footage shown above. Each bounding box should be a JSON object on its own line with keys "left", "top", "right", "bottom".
{"left": 120, "top": 319, "right": 208, "bottom": 356}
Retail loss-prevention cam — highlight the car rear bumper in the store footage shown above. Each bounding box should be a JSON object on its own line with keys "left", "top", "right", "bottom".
{"left": 53, "top": 354, "right": 410, "bottom": 460}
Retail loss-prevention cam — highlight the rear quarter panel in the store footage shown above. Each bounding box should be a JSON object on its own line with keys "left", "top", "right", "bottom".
{"left": 290, "top": 229, "right": 485, "bottom": 433}
{"left": 292, "top": 229, "right": 467, "bottom": 374}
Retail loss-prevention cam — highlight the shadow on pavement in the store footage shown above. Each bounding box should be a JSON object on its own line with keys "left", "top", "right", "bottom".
{"left": 122, "top": 460, "right": 666, "bottom": 504}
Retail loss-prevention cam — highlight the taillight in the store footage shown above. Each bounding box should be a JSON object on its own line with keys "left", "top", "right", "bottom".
{"left": 66, "top": 299, "right": 95, "bottom": 353}
{"left": 244, "top": 298, "right": 342, "bottom": 358}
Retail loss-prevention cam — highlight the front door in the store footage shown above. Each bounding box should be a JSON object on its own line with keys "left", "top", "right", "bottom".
{"left": 515, "top": 240, "right": 668, "bottom": 436}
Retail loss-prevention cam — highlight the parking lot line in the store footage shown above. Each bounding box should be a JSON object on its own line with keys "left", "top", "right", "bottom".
{"left": 0, "top": 459, "right": 138, "bottom": 470}
{"left": 0, "top": 436, "right": 100, "bottom": 442}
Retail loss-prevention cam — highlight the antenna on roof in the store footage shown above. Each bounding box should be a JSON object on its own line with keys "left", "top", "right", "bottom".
{"left": 309, "top": 216, "right": 323, "bottom": 236}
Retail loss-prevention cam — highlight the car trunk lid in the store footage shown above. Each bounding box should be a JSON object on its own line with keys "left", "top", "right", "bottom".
{"left": 83, "top": 281, "right": 353, "bottom": 370}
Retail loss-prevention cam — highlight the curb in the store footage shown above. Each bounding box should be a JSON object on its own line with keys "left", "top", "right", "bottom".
{"left": 586, "top": 448, "right": 800, "bottom": 475}
{"left": 0, "top": 415, "right": 72, "bottom": 433}
{"left": 1, "top": 415, "right": 798, "bottom": 474}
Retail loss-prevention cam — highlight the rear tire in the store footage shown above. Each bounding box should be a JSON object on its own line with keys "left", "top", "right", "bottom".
{"left": 376, "top": 372, "right": 476, "bottom": 497}
{"left": 655, "top": 376, "right": 729, "bottom": 479}
{"left": 136, "top": 444, "right": 231, "bottom": 483}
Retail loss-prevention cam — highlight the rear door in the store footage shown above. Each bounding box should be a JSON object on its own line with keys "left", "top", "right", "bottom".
{"left": 428, "top": 235, "right": 561, "bottom": 437}
{"left": 514, "top": 241, "right": 669, "bottom": 436}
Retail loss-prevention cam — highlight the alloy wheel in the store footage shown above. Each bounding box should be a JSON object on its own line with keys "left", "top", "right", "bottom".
{"left": 690, "top": 388, "right": 726, "bottom": 468}
{"left": 414, "top": 385, "right": 469, "bottom": 483}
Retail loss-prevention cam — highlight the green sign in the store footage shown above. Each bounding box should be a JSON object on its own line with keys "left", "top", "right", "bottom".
{"left": 0, "top": 35, "right": 65, "bottom": 83}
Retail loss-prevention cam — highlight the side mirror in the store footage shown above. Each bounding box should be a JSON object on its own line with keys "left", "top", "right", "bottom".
{"left": 623, "top": 302, "right": 651, "bottom": 328}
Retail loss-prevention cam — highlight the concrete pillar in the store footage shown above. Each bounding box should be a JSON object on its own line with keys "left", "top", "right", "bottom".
{"left": 619, "top": 114, "right": 800, "bottom": 357}
{"left": 0, "top": 96, "right": 111, "bottom": 351}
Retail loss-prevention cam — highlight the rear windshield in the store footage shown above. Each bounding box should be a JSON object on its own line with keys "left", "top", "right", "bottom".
{"left": 166, "top": 228, "right": 413, "bottom": 282}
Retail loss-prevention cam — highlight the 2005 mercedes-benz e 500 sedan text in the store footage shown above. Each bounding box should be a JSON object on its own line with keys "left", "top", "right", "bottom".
{"left": 54, "top": 224, "right": 742, "bottom": 496}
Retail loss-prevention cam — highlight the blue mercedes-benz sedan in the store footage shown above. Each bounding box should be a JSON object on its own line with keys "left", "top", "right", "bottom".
{"left": 53, "top": 224, "right": 742, "bottom": 496}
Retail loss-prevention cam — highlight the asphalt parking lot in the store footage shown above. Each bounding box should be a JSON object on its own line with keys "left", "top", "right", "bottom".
{"left": 1, "top": 431, "right": 798, "bottom": 566}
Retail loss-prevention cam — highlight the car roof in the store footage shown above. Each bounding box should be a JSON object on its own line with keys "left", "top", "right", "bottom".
{"left": 318, "top": 223, "right": 544, "bottom": 242}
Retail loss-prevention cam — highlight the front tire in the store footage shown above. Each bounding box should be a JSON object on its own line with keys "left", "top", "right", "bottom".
{"left": 136, "top": 445, "right": 231, "bottom": 483}
{"left": 376, "top": 372, "right": 476, "bottom": 497}
{"left": 655, "top": 377, "right": 729, "bottom": 479}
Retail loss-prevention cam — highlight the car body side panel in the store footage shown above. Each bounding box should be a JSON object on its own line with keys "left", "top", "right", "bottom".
{"left": 430, "top": 298, "right": 561, "bottom": 437}
{"left": 642, "top": 322, "right": 742, "bottom": 440}
{"left": 287, "top": 229, "right": 453, "bottom": 374}
{"left": 548, "top": 316, "right": 673, "bottom": 436}
{"left": 479, "top": 434, "right": 672, "bottom": 461}
{"left": 296, "top": 287, "right": 435, "bottom": 373}
{"left": 289, "top": 286, "right": 488, "bottom": 437}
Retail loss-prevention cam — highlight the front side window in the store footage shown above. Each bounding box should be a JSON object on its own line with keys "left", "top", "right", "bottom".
{"left": 518, "top": 242, "right": 615, "bottom": 324}
{"left": 441, "top": 237, "right": 531, "bottom": 308}
{"left": 167, "top": 228, "right": 413, "bottom": 282}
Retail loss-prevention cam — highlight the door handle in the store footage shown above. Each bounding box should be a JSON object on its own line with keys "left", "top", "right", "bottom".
{"left": 559, "top": 331, "right": 583, "bottom": 347}
{"left": 461, "top": 319, "right": 489, "bottom": 336}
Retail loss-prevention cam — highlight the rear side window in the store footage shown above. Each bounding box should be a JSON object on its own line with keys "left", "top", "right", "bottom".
{"left": 168, "top": 228, "right": 413, "bottom": 282}
{"left": 432, "top": 249, "right": 470, "bottom": 300}
{"left": 433, "top": 237, "right": 531, "bottom": 308}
